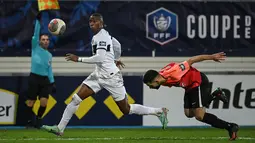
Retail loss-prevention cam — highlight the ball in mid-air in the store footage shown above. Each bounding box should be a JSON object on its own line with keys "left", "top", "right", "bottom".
{"left": 48, "top": 18, "right": 66, "bottom": 36}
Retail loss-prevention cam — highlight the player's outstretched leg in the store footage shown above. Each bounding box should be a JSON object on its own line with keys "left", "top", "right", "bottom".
{"left": 194, "top": 108, "right": 239, "bottom": 141}
{"left": 129, "top": 104, "right": 169, "bottom": 129}
{"left": 128, "top": 104, "right": 169, "bottom": 129}
{"left": 106, "top": 76, "right": 170, "bottom": 130}
{"left": 42, "top": 84, "right": 94, "bottom": 136}
{"left": 42, "top": 93, "right": 82, "bottom": 136}
{"left": 116, "top": 99, "right": 169, "bottom": 129}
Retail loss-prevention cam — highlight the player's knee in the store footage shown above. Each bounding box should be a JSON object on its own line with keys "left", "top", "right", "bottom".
{"left": 120, "top": 106, "right": 130, "bottom": 115}
{"left": 194, "top": 108, "right": 205, "bottom": 121}
{"left": 40, "top": 102, "right": 47, "bottom": 107}
{"left": 77, "top": 84, "right": 95, "bottom": 100}
{"left": 184, "top": 109, "right": 194, "bottom": 118}
{"left": 119, "top": 104, "right": 130, "bottom": 115}
{"left": 184, "top": 112, "right": 194, "bottom": 118}
{"left": 26, "top": 100, "right": 35, "bottom": 107}
{"left": 40, "top": 98, "right": 48, "bottom": 107}
{"left": 122, "top": 109, "right": 130, "bottom": 115}
{"left": 195, "top": 114, "right": 204, "bottom": 121}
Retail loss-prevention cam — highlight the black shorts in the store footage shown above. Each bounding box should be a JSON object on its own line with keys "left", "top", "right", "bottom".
{"left": 184, "top": 72, "right": 211, "bottom": 109}
{"left": 27, "top": 73, "right": 52, "bottom": 100}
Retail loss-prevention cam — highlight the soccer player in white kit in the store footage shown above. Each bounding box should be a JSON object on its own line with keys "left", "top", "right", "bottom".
{"left": 42, "top": 13, "right": 168, "bottom": 136}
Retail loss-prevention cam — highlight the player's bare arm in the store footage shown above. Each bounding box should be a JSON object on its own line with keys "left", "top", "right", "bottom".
{"left": 187, "top": 52, "right": 226, "bottom": 66}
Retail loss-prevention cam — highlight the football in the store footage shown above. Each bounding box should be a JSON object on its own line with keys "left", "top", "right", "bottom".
{"left": 48, "top": 18, "right": 66, "bottom": 36}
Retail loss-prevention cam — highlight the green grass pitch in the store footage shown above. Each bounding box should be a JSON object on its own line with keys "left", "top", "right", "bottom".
{"left": 0, "top": 127, "right": 254, "bottom": 143}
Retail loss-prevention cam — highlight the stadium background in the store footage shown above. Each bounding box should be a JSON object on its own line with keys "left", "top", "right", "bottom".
{"left": 0, "top": 0, "right": 255, "bottom": 130}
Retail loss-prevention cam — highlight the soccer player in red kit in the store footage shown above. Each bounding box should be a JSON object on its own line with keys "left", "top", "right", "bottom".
{"left": 143, "top": 52, "right": 239, "bottom": 141}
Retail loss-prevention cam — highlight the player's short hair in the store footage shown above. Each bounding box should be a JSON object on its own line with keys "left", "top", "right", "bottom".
{"left": 143, "top": 70, "right": 159, "bottom": 84}
{"left": 40, "top": 33, "right": 50, "bottom": 39}
{"left": 91, "top": 13, "right": 104, "bottom": 22}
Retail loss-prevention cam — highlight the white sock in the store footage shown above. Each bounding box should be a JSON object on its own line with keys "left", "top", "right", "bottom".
{"left": 57, "top": 94, "right": 82, "bottom": 132}
{"left": 129, "top": 104, "right": 162, "bottom": 116}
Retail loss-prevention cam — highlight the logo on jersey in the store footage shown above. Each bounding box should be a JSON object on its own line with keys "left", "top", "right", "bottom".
{"left": 99, "top": 41, "right": 106, "bottom": 46}
{"left": 179, "top": 64, "right": 185, "bottom": 71}
{"left": 146, "top": 7, "right": 178, "bottom": 45}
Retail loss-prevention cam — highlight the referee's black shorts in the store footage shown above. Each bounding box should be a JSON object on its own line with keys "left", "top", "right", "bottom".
{"left": 27, "top": 73, "right": 52, "bottom": 100}
{"left": 184, "top": 72, "right": 211, "bottom": 109}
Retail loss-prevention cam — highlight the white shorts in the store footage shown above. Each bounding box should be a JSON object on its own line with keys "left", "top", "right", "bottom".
{"left": 82, "top": 71, "right": 126, "bottom": 101}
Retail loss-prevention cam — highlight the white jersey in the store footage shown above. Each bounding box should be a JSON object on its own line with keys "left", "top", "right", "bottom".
{"left": 91, "top": 29, "right": 119, "bottom": 78}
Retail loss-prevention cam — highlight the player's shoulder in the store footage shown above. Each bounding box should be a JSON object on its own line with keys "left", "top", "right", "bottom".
{"left": 47, "top": 51, "right": 53, "bottom": 57}
{"left": 159, "top": 62, "right": 176, "bottom": 72}
{"left": 112, "top": 36, "right": 120, "bottom": 45}
{"left": 94, "top": 29, "right": 111, "bottom": 40}
{"left": 161, "top": 62, "right": 176, "bottom": 69}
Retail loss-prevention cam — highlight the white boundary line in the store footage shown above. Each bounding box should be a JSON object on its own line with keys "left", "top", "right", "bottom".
{"left": 0, "top": 137, "right": 254, "bottom": 141}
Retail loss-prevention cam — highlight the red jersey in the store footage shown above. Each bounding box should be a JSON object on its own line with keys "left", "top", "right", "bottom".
{"left": 159, "top": 61, "right": 201, "bottom": 91}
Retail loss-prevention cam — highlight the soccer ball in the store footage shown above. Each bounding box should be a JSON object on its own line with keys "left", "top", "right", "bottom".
{"left": 48, "top": 18, "right": 66, "bottom": 36}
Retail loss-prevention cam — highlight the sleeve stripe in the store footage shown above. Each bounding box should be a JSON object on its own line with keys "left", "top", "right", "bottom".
{"left": 97, "top": 47, "right": 107, "bottom": 50}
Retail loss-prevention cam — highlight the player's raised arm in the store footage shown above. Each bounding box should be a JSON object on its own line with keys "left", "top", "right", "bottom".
{"left": 32, "top": 19, "right": 40, "bottom": 48}
{"left": 187, "top": 52, "right": 226, "bottom": 66}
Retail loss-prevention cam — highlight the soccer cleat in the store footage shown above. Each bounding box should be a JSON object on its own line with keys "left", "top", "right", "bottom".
{"left": 228, "top": 123, "right": 239, "bottom": 141}
{"left": 211, "top": 88, "right": 229, "bottom": 103}
{"left": 157, "top": 108, "right": 169, "bottom": 130}
{"left": 42, "top": 125, "right": 63, "bottom": 136}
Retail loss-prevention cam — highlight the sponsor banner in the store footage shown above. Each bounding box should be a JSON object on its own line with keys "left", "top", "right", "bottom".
{"left": 0, "top": 76, "right": 143, "bottom": 126}
{"left": 143, "top": 75, "right": 255, "bottom": 126}
{"left": 0, "top": 89, "right": 18, "bottom": 125}
{"left": 1, "top": 2, "right": 255, "bottom": 57}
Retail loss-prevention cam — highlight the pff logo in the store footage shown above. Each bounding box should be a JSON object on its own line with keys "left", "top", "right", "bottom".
{"left": 146, "top": 7, "right": 178, "bottom": 45}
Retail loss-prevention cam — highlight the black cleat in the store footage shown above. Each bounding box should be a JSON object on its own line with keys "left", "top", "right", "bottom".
{"left": 211, "top": 88, "right": 229, "bottom": 103}
{"left": 228, "top": 123, "right": 239, "bottom": 141}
